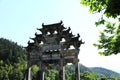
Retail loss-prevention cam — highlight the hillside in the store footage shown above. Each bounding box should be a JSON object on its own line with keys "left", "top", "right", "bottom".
{"left": 0, "top": 38, "right": 27, "bottom": 80}
{"left": 90, "top": 67, "right": 120, "bottom": 77}
{"left": 0, "top": 38, "right": 27, "bottom": 63}
{"left": 80, "top": 64, "right": 120, "bottom": 77}
{"left": 80, "top": 64, "right": 91, "bottom": 72}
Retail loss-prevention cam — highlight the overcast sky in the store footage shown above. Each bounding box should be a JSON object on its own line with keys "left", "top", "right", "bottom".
{"left": 0, "top": 0, "right": 120, "bottom": 72}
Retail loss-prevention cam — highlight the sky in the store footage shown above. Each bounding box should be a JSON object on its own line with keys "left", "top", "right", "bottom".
{"left": 0, "top": 0, "right": 120, "bottom": 72}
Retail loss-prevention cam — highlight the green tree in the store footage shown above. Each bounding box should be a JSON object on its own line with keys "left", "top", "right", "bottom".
{"left": 0, "top": 38, "right": 27, "bottom": 80}
{"left": 110, "top": 74, "right": 120, "bottom": 80}
{"left": 31, "top": 65, "right": 39, "bottom": 79}
{"left": 80, "top": 71, "right": 97, "bottom": 80}
{"left": 65, "top": 65, "right": 75, "bottom": 80}
{"left": 45, "top": 70, "right": 58, "bottom": 80}
{"left": 80, "top": 0, "right": 120, "bottom": 55}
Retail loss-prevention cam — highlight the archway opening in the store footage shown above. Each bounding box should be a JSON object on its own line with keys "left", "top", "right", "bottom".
{"left": 31, "top": 65, "right": 39, "bottom": 80}
{"left": 65, "top": 63, "right": 75, "bottom": 80}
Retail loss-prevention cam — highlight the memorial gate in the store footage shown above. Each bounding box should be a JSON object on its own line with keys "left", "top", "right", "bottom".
{"left": 25, "top": 21, "right": 84, "bottom": 80}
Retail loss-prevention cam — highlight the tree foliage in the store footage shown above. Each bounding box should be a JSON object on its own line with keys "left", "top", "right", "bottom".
{"left": 45, "top": 70, "right": 58, "bottom": 80}
{"left": 80, "top": 71, "right": 97, "bottom": 80}
{"left": 0, "top": 38, "right": 27, "bottom": 80}
{"left": 81, "top": 0, "right": 120, "bottom": 18}
{"left": 81, "top": 0, "right": 120, "bottom": 55}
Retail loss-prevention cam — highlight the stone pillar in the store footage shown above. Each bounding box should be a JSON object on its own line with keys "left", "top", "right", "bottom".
{"left": 59, "top": 61, "right": 63, "bottom": 80}
{"left": 42, "top": 72, "right": 45, "bottom": 80}
{"left": 36, "top": 69, "right": 44, "bottom": 80}
{"left": 63, "top": 66, "right": 66, "bottom": 80}
{"left": 25, "top": 60, "right": 32, "bottom": 80}
{"left": 56, "top": 64, "right": 60, "bottom": 80}
{"left": 59, "top": 58, "right": 66, "bottom": 80}
{"left": 24, "top": 69, "right": 28, "bottom": 80}
{"left": 59, "top": 45, "right": 66, "bottom": 80}
{"left": 74, "top": 49, "right": 80, "bottom": 80}
{"left": 37, "top": 61, "right": 44, "bottom": 80}
{"left": 28, "top": 68, "right": 32, "bottom": 80}
{"left": 75, "top": 61, "right": 80, "bottom": 80}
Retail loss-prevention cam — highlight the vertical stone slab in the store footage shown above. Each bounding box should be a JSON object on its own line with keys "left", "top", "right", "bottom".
{"left": 25, "top": 60, "right": 31, "bottom": 80}
{"left": 28, "top": 68, "right": 32, "bottom": 80}
{"left": 74, "top": 60, "right": 80, "bottom": 80}
{"left": 63, "top": 66, "right": 66, "bottom": 80}
{"left": 24, "top": 69, "right": 28, "bottom": 80}
{"left": 75, "top": 49, "right": 80, "bottom": 80}
{"left": 59, "top": 60, "right": 64, "bottom": 80}
{"left": 37, "top": 61, "right": 43, "bottom": 80}
{"left": 36, "top": 70, "right": 44, "bottom": 80}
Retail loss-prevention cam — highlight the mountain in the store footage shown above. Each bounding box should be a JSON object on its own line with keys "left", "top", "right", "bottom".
{"left": 80, "top": 64, "right": 120, "bottom": 77}
{"left": 0, "top": 38, "right": 26, "bottom": 63}
{"left": 90, "top": 67, "right": 120, "bottom": 77}
{"left": 80, "top": 64, "right": 91, "bottom": 72}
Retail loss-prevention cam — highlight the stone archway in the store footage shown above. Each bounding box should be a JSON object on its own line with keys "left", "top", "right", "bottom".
{"left": 25, "top": 21, "right": 84, "bottom": 80}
